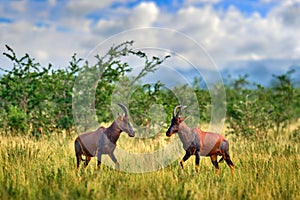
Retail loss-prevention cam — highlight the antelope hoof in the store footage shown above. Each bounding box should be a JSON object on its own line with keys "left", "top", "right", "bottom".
{"left": 97, "top": 161, "right": 101, "bottom": 169}
{"left": 215, "top": 169, "right": 219, "bottom": 176}
{"left": 180, "top": 160, "right": 184, "bottom": 170}
{"left": 195, "top": 164, "right": 199, "bottom": 172}
{"left": 114, "top": 162, "right": 120, "bottom": 175}
{"left": 230, "top": 166, "right": 234, "bottom": 176}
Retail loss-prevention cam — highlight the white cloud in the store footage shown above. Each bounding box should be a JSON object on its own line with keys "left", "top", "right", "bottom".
{"left": 9, "top": 0, "right": 27, "bottom": 13}
{"left": 66, "top": 0, "right": 113, "bottom": 15}
{"left": 127, "top": 2, "right": 159, "bottom": 27}
{"left": 65, "top": 0, "right": 134, "bottom": 17}
{"left": 184, "top": 0, "right": 221, "bottom": 5}
{"left": 154, "top": 2, "right": 300, "bottom": 71}
{"left": 92, "top": 2, "right": 159, "bottom": 36}
{"left": 0, "top": 18, "right": 89, "bottom": 69}
{"left": 269, "top": 1, "right": 300, "bottom": 27}
{"left": 48, "top": 0, "right": 57, "bottom": 7}
{"left": 1, "top": 0, "right": 299, "bottom": 80}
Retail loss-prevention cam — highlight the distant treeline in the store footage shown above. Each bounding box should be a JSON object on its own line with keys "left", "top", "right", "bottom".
{"left": 0, "top": 42, "right": 299, "bottom": 138}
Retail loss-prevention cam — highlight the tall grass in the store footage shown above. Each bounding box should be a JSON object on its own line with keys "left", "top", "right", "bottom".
{"left": 0, "top": 126, "right": 299, "bottom": 200}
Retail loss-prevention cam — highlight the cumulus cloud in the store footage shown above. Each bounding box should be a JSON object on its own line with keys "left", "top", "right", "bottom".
{"left": 184, "top": 0, "right": 221, "bottom": 6}
{"left": 66, "top": 0, "right": 122, "bottom": 16}
{"left": 157, "top": 1, "right": 300, "bottom": 71}
{"left": 0, "top": 0, "right": 299, "bottom": 84}
{"left": 93, "top": 2, "right": 159, "bottom": 36}
{"left": 48, "top": 0, "right": 57, "bottom": 7}
{"left": 1, "top": 23, "right": 79, "bottom": 68}
{"left": 9, "top": 0, "right": 27, "bottom": 13}
{"left": 127, "top": 2, "right": 159, "bottom": 27}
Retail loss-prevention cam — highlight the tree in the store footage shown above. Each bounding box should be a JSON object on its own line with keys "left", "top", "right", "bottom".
{"left": 269, "top": 69, "right": 298, "bottom": 134}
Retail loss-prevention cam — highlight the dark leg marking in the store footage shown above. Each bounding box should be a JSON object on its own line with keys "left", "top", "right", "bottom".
{"left": 225, "top": 156, "right": 234, "bottom": 175}
{"left": 180, "top": 151, "right": 191, "bottom": 170}
{"left": 195, "top": 151, "right": 201, "bottom": 172}
{"left": 210, "top": 154, "right": 219, "bottom": 175}
{"left": 75, "top": 140, "right": 84, "bottom": 169}
{"left": 84, "top": 156, "right": 91, "bottom": 168}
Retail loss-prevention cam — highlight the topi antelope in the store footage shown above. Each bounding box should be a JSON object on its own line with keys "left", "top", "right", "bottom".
{"left": 166, "top": 105, "right": 234, "bottom": 175}
{"left": 74, "top": 126, "right": 106, "bottom": 169}
{"left": 74, "top": 103, "right": 135, "bottom": 171}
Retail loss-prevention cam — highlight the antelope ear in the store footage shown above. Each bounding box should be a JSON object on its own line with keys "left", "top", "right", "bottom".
{"left": 117, "top": 113, "right": 123, "bottom": 120}
{"left": 179, "top": 116, "right": 189, "bottom": 123}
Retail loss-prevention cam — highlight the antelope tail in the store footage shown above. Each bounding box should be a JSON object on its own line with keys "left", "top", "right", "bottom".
{"left": 218, "top": 140, "right": 230, "bottom": 163}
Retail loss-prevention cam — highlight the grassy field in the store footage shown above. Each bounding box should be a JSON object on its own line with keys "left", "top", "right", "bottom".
{"left": 0, "top": 125, "right": 299, "bottom": 200}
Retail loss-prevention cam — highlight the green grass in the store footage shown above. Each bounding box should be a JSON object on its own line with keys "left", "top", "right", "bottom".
{"left": 0, "top": 127, "right": 299, "bottom": 200}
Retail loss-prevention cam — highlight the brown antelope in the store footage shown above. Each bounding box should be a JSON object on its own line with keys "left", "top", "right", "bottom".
{"left": 74, "top": 126, "right": 106, "bottom": 169}
{"left": 74, "top": 103, "right": 135, "bottom": 171}
{"left": 166, "top": 105, "right": 234, "bottom": 175}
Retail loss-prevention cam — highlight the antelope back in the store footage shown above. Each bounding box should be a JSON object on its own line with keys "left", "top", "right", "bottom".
{"left": 77, "top": 127, "right": 105, "bottom": 156}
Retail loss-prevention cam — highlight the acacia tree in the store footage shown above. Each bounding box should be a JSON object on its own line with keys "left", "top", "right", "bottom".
{"left": 73, "top": 41, "right": 171, "bottom": 132}
{"left": 0, "top": 45, "right": 81, "bottom": 135}
{"left": 1, "top": 42, "right": 171, "bottom": 136}
{"left": 269, "top": 69, "right": 298, "bottom": 134}
{"left": 226, "top": 70, "right": 299, "bottom": 138}
{"left": 2, "top": 44, "right": 299, "bottom": 138}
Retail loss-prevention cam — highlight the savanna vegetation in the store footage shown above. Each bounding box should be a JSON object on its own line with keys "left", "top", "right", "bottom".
{"left": 0, "top": 41, "right": 299, "bottom": 199}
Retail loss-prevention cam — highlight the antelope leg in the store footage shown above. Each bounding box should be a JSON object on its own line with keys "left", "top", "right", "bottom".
{"left": 180, "top": 151, "right": 191, "bottom": 170}
{"left": 210, "top": 154, "right": 219, "bottom": 175}
{"left": 97, "top": 150, "right": 102, "bottom": 169}
{"left": 109, "top": 152, "right": 120, "bottom": 172}
{"left": 195, "top": 151, "right": 201, "bottom": 172}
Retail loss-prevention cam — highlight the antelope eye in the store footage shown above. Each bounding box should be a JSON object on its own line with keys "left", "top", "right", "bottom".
{"left": 175, "top": 118, "right": 180, "bottom": 124}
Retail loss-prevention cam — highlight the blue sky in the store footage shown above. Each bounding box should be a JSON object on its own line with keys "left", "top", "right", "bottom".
{"left": 0, "top": 0, "right": 299, "bottom": 86}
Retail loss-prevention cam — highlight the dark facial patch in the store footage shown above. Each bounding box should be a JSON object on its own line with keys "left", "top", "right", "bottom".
{"left": 166, "top": 117, "right": 181, "bottom": 136}
{"left": 119, "top": 116, "right": 135, "bottom": 137}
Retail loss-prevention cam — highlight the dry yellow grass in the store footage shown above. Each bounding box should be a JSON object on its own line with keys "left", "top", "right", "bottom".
{"left": 0, "top": 123, "right": 299, "bottom": 199}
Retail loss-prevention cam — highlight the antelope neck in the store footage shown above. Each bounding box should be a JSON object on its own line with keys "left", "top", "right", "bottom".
{"left": 178, "top": 122, "right": 196, "bottom": 150}
{"left": 106, "top": 121, "right": 122, "bottom": 144}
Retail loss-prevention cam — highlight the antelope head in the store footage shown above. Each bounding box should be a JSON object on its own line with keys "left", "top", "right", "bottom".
{"left": 166, "top": 105, "right": 188, "bottom": 137}
{"left": 117, "top": 103, "right": 135, "bottom": 137}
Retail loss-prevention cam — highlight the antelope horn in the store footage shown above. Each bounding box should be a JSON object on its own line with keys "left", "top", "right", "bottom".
{"left": 173, "top": 105, "right": 187, "bottom": 117}
{"left": 177, "top": 105, "right": 187, "bottom": 117}
{"left": 118, "top": 103, "right": 128, "bottom": 117}
{"left": 173, "top": 105, "right": 182, "bottom": 117}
